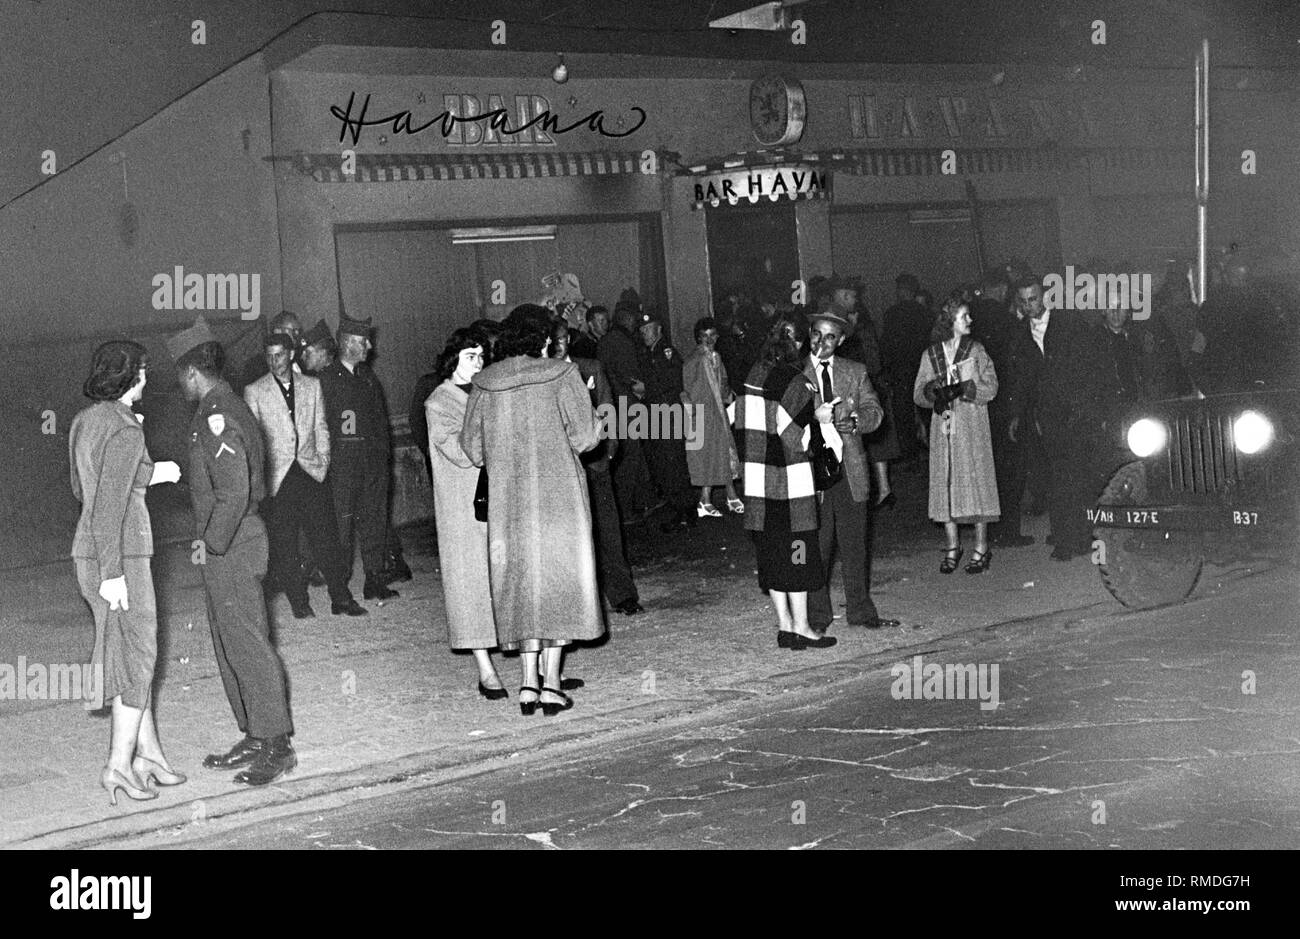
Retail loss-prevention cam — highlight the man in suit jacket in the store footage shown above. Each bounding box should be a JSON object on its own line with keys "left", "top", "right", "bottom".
{"left": 599, "top": 298, "right": 655, "bottom": 519}
{"left": 565, "top": 343, "right": 643, "bottom": 616}
{"left": 987, "top": 287, "right": 1035, "bottom": 548}
{"left": 881, "top": 273, "right": 932, "bottom": 462}
{"left": 317, "top": 316, "right": 403, "bottom": 601}
{"left": 245, "top": 332, "right": 366, "bottom": 619}
{"left": 803, "top": 311, "right": 898, "bottom": 632}
{"left": 1001, "top": 277, "right": 1109, "bottom": 560}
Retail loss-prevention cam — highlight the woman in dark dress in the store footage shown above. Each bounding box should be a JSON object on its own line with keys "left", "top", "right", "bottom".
{"left": 738, "top": 332, "right": 836, "bottom": 650}
{"left": 70, "top": 341, "right": 185, "bottom": 804}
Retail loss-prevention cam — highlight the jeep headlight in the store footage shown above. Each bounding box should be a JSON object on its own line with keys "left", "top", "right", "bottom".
{"left": 1233, "top": 410, "right": 1273, "bottom": 454}
{"left": 1127, "top": 418, "right": 1167, "bottom": 458}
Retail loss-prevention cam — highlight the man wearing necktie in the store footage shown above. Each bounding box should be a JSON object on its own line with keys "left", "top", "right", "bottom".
{"left": 803, "top": 311, "right": 899, "bottom": 632}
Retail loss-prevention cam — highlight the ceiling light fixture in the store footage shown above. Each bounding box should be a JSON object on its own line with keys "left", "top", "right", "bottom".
{"left": 709, "top": 1, "right": 809, "bottom": 31}
{"left": 451, "top": 225, "right": 557, "bottom": 245}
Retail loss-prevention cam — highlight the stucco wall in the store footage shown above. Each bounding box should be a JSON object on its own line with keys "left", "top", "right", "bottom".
{"left": 0, "top": 55, "right": 280, "bottom": 567}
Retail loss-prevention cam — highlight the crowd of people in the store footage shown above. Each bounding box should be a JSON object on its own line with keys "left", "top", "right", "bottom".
{"left": 68, "top": 252, "right": 1281, "bottom": 802}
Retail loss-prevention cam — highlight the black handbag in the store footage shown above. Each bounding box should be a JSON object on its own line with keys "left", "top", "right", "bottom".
{"left": 809, "top": 422, "right": 842, "bottom": 492}
{"left": 473, "top": 466, "right": 489, "bottom": 522}
{"left": 932, "top": 381, "right": 965, "bottom": 415}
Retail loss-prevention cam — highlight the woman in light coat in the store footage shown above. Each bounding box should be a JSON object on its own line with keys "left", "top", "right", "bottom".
{"left": 680, "top": 317, "right": 741, "bottom": 516}
{"left": 463, "top": 309, "right": 604, "bottom": 716}
{"left": 914, "top": 302, "right": 1000, "bottom": 574}
{"left": 425, "top": 326, "right": 507, "bottom": 699}
{"left": 71, "top": 341, "right": 186, "bottom": 804}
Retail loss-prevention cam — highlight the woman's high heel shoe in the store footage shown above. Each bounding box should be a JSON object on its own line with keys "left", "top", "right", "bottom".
{"left": 539, "top": 686, "right": 574, "bottom": 716}
{"left": 965, "top": 549, "right": 992, "bottom": 574}
{"left": 940, "top": 546, "right": 964, "bottom": 574}
{"left": 477, "top": 680, "right": 509, "bottom": 701}
{"left": 519, "top": 686, "right": 540, "bottom": 716}
{"left": 132, "top": 755, "right": 186, "bottom": 787}
{"left": 697, "top": 502, "right": 723, "bottom": 518}
{"left": 100, "top": 767, "right": 158, "bottom": 806}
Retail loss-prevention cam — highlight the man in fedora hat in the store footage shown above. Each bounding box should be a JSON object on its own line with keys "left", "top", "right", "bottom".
{"left": 802, "top": 308, "right": 901, "bottom": 633}
{"left": 816, "top": 273, "right": 898, "bottom": 507}
{"left": 317, "top": 315, "right": 402, "bottom": 600}
{"left": 169, "top": 316, "right": 297, "bottom": 786}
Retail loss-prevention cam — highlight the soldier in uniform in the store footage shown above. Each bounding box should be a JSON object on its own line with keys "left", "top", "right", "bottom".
{"left": 316, "top": 315, "right": 401, "bottom": 600}
{"left": 637, "top": 309, "right": 697, "bottom": 533}
{"left": 299, "top": 319, "right": 337, "bottom": 375}
{"left": 168, "top": 317, "right": 297, "bottom": 786}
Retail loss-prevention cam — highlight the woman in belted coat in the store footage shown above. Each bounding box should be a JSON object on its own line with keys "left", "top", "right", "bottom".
{"left": 70, "top": 341, "right": 186, "bottom": 804}
{"left": 462, "top": 311, "right": 604, "bottom": 716}
{"left": 425, "top": 325, "right": 507, "bottom": 700}
{"left": 914, "top": 303, "right": 1001, "bottom": 574}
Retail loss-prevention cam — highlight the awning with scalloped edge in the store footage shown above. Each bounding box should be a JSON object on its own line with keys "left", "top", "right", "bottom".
{"left": 273, "top": 150, "right": 653, "bottom": 182}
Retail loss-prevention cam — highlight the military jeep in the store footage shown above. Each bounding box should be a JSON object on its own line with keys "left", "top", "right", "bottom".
{"left": 1090, "top": 386, "right": 1297, "bottom": 608}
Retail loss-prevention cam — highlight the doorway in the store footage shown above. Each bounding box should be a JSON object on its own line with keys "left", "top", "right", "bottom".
{"left": 705, "top": 200, "right": 799, "bottom": 306}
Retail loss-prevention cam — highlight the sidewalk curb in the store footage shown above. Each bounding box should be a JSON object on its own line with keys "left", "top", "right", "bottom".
{"left": 17, "top": 597, "right": 1122, "bottom": 850}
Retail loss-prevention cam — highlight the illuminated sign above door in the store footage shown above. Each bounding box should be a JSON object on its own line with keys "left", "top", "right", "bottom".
{"left": 691, "top": 164, "right": 829, "bottom": 208}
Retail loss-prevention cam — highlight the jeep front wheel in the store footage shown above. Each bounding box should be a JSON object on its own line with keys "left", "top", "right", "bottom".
{"left": 1094, "top": 461, "right": 1204, "bottom": 609}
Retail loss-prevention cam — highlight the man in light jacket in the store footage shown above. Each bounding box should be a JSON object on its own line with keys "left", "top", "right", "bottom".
{"left": 803, "top": 311, "right": 900, "bottom": 633}
{"left": 245, "top": 332, "right": 366, "bottom": 619}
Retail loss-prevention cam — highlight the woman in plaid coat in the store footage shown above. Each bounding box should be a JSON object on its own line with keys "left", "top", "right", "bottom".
{"left": 738, "top": 330, "right": 838, "bottom": 650}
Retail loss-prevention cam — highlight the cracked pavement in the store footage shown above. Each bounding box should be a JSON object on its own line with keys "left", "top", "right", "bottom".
{"left": 150, "top": 564, "right": 1299, "bottom": 850}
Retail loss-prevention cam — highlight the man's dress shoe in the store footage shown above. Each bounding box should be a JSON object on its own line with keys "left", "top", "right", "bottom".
{"left": 233, "top": 736, "right": 297, "bottom": 786}
{"left": 203, "top": 735, "right": 264, "bottom": 770}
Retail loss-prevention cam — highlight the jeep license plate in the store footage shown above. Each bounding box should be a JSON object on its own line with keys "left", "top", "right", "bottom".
{"left": 1086, "top": 506, "right": 1265, "bottom": 530}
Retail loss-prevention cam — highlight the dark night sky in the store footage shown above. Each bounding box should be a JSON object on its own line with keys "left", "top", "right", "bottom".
{"left": 1, "top": 0, "right": 1297, "bottom": 209}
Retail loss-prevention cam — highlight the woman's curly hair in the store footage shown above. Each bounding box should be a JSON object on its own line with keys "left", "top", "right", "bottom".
{"left": 497, "top": 313, "right": 551, "bottom": 359}
{"left": 83, "top": 340, "right": 148, "bottom": 401}
{"left": 930, "top": 302, "right": 968, "bottom": 344}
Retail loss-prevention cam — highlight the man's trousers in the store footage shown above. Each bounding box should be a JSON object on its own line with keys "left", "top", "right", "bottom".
{"left": 808, "top": 476, "right": 877, "bottom": 628}
{"left": 330, "top": 443, "right": 389, "bottom": 577}
{"left": 989, "top": 410, "right": 1025, "bottom": 541}
{"left": 265, "top": 462, "right": 354, "bottom": 604}
{"left": 201, "top": 516, "right": 293, "bottom": 739}
{"left": 586, "top": 464, "right": 638, "bottom": 607}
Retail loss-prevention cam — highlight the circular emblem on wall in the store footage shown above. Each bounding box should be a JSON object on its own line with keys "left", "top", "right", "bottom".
{"left": 749, "top": 74, "right": 806, "bottom": 146}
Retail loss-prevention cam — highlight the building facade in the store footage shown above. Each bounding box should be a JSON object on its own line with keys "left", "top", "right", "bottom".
{"left": 5, "top": 16, "right": 1298, "bottom": 558}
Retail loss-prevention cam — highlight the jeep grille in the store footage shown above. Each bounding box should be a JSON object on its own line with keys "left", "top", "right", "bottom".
{"left": 1166, "top": 412, "right": 1240, "bottom": 493}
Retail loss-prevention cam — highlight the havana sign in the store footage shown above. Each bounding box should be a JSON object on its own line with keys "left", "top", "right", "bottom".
{"left": 692, "top": 164, "right": 829, "bottom": 204}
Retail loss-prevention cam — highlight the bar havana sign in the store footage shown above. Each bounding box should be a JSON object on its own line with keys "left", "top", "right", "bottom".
{"left": 690, "top": 163, "right": 830, "bottom": 208}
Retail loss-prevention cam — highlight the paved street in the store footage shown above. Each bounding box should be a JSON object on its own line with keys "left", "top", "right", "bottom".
{"left": 0, "top": 461, "right": 1100, "bottom": 847}
{"left": 150, "top": 563, "right": 1298, "bottom": 850}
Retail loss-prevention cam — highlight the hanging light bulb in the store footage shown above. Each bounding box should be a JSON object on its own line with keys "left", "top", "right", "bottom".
{"left": 552, "top": 54, "right": 569, "bottom": 84}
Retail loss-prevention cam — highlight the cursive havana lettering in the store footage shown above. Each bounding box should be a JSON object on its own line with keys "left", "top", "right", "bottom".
{"left": 330, "top": 92, "right": 646, "bottom": 146}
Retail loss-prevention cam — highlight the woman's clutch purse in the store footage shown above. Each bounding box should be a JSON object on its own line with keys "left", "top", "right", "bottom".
{"left": 933, "top": 382, "right": 964, "bottom": 414}
{"left": 473, "top": 466, "right": 489, "bottom": 522}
